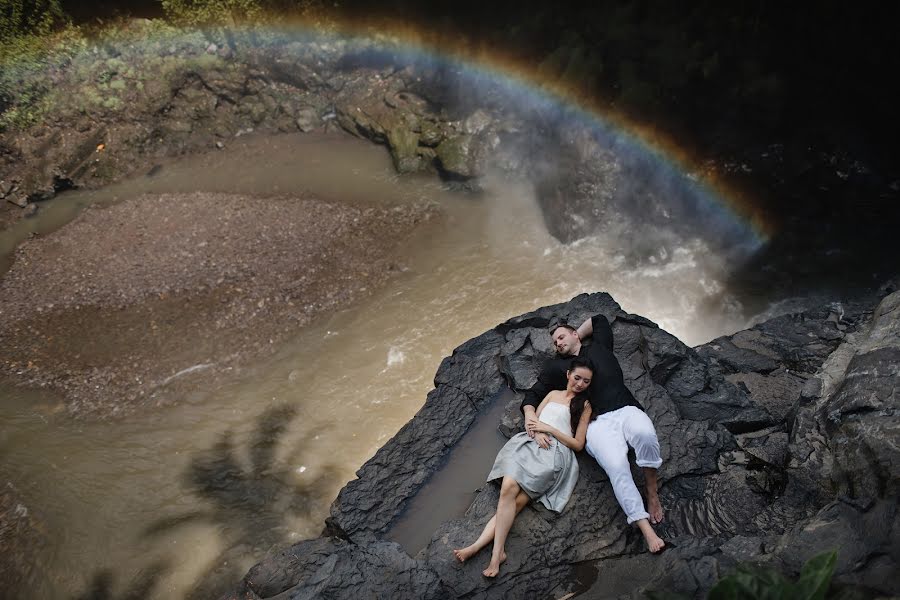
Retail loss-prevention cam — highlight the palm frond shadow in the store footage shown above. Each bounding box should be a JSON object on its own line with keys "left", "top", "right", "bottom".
{"left": 72, "top": 560, "right": 168, "bottom": 600}
{"left": 137, "top": 403, "right": 341, "bottom": 597}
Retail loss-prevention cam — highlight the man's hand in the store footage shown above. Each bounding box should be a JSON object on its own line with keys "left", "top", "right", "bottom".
{"left": 534, "top": 432, "right": 551, "bottom": 449}
{"left": 523, "top": 406, "right": 539, "bottom": 438}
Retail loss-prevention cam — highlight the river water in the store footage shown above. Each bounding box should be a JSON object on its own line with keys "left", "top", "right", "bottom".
{"left": 0, "top": 132, "right": 754, "bottom": 598}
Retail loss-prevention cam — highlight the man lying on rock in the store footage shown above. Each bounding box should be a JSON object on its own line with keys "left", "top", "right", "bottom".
{"left": 522, "top": 315, "right": 666, "bottom": 553}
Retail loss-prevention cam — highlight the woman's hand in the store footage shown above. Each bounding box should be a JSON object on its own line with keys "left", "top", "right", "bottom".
{"left": 531, "top": 422, "right": 558, "bottom": 437}
{"left": 534, "top": 432, "right": 552, "bottom": 449}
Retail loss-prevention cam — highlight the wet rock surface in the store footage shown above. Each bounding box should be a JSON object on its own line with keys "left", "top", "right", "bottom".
{"left": 226, "top": 289, "right": 899, "bottom": 599}
{"left": 0, "top": 191, "right": 437, "bottom": 417}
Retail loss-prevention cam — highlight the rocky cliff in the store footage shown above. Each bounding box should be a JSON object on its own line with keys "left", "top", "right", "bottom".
{"left": 223, "top": 286, "right": 899, "bottom": 599}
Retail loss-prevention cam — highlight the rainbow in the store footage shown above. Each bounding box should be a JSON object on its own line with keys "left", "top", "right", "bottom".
{"left": 262, "top": 18, "right": 773, "bottom": 249}
{"left": 4, "top": 16, "right": 771, "bottom": 249}
{"left": 262, "top": 19, "right": 777, "bottom": 249}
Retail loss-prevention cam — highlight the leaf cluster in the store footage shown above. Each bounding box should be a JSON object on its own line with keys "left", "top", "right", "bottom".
{"left": 0, "top": 0, "right": 76, "bottom": 130}
{"left": 160, "top": 0, "right": 265, "bottom": 27}
{"left": 159, "top": 0, "right": 332, "bottom": 27}
{"left": 0, "top": 0, "right": 65, "bottom": 44}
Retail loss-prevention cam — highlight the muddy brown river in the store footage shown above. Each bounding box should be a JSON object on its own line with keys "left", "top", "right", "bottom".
{"left": 0, "top": 132, "right": 753, "bottom": 598}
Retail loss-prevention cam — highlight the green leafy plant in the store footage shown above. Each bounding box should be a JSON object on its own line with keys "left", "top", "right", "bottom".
{"left": 0, "top": 0, "right": 74, "bottom": 130}
{"left": 160, "top": 0, "right": 264, "bottom": 27}
{"left": 647, "top": 550, "right": 838, "bottom": 600}
{"left": 0, "top": 0, "right": 64, "bottom": 45}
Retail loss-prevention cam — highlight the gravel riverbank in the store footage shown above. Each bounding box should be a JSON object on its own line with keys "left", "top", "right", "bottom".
{"left": 0, "top": 191, "right": 438, "bottom": 417}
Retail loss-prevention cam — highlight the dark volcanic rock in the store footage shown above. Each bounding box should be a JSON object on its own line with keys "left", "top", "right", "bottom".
{"left": 230, "top": 290, "right": 899, "bottom": 599}
{"left": 817, "top": 291, "right": 900, "bottom": 499}
{"left": 224, "top": 537, "right": 447, "bottom": 600}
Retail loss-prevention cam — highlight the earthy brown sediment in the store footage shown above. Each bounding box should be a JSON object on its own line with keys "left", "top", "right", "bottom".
{"left": 0, "top": 190, "right": 439, "bottom": 418}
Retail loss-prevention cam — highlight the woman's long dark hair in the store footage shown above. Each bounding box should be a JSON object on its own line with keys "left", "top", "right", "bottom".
{"left": 567, "top": 356, "right": 593, "bottom": 433}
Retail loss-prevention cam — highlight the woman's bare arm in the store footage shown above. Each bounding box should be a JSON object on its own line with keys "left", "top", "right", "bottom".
{"left": 531, "top": 401, "right": 592, "bottom": 451}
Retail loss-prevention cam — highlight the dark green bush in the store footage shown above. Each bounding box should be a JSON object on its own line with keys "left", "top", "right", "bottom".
{"left": 647, "top": 550, "right": 838, "bottom": 600}
{"left": 0, "top": 0, "right": 72, "bottom": 130}
{"left": 0, "top": 0, "right": 65, "bottom": 45}
{"left": 160, "top": 0, "right": 264, "bottom": 26}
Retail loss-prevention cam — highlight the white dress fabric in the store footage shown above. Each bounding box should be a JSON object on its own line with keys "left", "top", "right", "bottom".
{"left": 487, "top": 401, "right": 579, "bottom": 512}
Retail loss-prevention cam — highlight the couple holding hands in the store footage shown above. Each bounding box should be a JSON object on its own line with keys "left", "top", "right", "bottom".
{"left": 454, "top": 314, "right": 666, "bottom": 577}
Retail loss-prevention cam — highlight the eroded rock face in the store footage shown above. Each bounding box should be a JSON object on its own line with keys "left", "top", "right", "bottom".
{"left": 227, "top": 290, "right": 899, "bottom": 599}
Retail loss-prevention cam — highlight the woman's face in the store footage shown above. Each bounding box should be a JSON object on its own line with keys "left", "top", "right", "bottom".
{"left": 566, "top": 366, "right": 592, "bottom": 394}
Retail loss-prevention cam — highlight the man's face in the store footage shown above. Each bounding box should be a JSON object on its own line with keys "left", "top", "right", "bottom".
{"left": 552, "top": 326, "right": 579, "bottom": 356}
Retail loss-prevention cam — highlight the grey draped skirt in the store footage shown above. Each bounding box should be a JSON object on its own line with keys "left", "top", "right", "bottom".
{"left": 487, "top": 432, "right": 579, "bottom": 512}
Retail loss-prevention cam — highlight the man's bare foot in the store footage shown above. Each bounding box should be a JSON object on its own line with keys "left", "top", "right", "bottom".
{"left": 482, "top": 551, "right": 507, "bottom": 577}
{"left": 647, "top": 495, "right": 664, "bottom": 524}
{"left": 453, "top": 546, "right": 479, "bottom": 563}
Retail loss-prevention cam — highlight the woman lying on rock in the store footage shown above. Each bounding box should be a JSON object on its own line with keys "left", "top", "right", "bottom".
{"left": 453, "top": 357, "right": 593, "bottom": 577}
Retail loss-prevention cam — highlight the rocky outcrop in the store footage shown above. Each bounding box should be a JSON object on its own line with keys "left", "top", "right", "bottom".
{"left": 225, "top": 288, "right": 898, "bottom": 599}
{"left": 0, "top": 30, "right": 516, "bottom": 220}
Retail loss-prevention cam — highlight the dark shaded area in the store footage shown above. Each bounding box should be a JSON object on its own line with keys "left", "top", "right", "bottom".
{"left": 60, "top": 0, "right": 163, "bottom": 24}
{"left": 72, "top": 561, "right": 168, "bottom": 600}
{"left": 337, "top": 0, "right": 900, "bottom": 302}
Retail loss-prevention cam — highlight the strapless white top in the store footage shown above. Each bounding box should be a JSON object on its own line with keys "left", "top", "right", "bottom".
{"left": 539, "top": 402, "right": 573, "bottom": 437}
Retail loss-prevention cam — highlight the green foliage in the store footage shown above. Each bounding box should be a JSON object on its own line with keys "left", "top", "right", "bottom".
{"left": 160, "top": 0, "right": 264, "bottom": 27}
{"left": 707, "top": 550, "right": 837, "bottom": 600}
{"left": 645, "top": 550, "right": 838, "bottom": 600}
{"left": 0, "top": 0, "right": 74, "bottom": 130}
{"left": 0, "top": 0, "right": 65, "bottom": 44}
{"left": 792, "top": 551, "right": 839, "bottom": 600}
{"left": 160, "top": 0, "right": 334, "bottom": 28}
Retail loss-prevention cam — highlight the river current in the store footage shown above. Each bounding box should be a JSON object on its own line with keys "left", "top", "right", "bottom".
{"left": 1, "top": 132, "right": 756, "bottom": 598}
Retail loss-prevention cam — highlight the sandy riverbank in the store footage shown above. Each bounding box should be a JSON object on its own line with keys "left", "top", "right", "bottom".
{"left": 0, "top": 190, "right": 438, "bottom": 418}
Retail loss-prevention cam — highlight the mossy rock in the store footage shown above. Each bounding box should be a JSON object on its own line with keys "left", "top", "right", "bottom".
{"left": 435, "top": 134, "right": 477, "bottom": 178}
{"left": 386, "top": 124, "right": 423, "bottom": 173}
{"left": 419, "top": 120, "right": 445, "bottom": 147}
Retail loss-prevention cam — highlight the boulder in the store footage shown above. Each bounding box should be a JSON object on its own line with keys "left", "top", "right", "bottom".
{"left": 228, "top": 289, "right": 898, "bottom": 599}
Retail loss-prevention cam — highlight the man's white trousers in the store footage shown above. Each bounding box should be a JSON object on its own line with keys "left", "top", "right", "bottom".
{"left": 585, "top": 406, "right": 662, "bottom": 524}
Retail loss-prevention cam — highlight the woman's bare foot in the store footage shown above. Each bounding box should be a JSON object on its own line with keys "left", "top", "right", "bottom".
{"left": 482, "top": 551, "right": 507, "bottom": 577}
{"left": 453, "top": 545, "right": 479, "bottom": 563}
{"left": 636, "top": 518, "right": 666, "bottom": 553}
{"left": 645, "top": 530, "right": 666, "bottom": 553}
{"left": 647, "top": 495, "right": 664, "bottom": 524}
